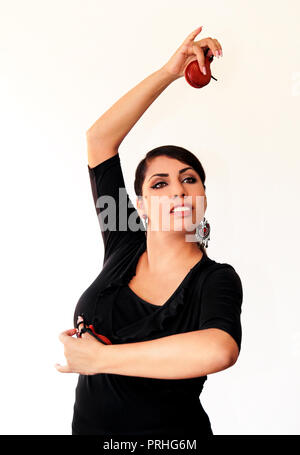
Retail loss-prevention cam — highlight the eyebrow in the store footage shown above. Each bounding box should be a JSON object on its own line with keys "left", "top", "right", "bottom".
{"left": 147, "top": 167, "right": 194, "bottom": 182}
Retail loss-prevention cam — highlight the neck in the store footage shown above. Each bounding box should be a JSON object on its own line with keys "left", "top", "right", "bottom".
{"left": 143, "top": 230, "right": 203, "bottom": 275}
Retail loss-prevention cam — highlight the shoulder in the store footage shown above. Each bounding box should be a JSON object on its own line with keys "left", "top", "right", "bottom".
{"left": 192, "top": 256, "right": 243, "bottom": 297}
{"left": 207, "top": 260, "right": 242, "bottom": 287}
{"left": 88, "top": 152, "right": 121, "bottom": 178}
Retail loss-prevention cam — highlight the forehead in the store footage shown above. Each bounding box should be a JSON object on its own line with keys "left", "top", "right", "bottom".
{"left": 145, "top": 156, "right": 194, "bottom": 178}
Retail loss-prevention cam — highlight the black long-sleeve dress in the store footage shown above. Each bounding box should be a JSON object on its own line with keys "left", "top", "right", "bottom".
{"left": 71, "top": 153, "right": 243, "bottom": 437}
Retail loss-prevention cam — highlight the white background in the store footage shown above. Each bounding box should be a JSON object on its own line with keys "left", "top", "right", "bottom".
{"left": 1, "top": 0, "right": 300, "bottom": 435}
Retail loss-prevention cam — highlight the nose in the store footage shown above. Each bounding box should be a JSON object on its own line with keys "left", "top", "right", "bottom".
{"left": 172, "top": 189, "right": 186, "bottom": 201}
{"left": 173, "top": 192, "right": 185, "bottom": 198}
{"left": 172, "top": 182, "right": 186, "bottom": 199}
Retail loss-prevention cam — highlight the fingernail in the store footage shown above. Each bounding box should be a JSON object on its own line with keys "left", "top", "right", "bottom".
{"left": 202, "top": 66, "right": 207, "bottom": 75}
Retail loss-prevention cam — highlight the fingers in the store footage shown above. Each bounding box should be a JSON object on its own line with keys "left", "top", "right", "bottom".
{"left": 59, "top": 328, "right": 77, "bottom": 343}
{"left": 80, "top": 329, "right": 93, "bottom": 340}
{"left": 192, "top": 44, "right": 206, "bottom": 75}
{"left": 56, "top": 323, "right": 86, "bottom": 374}
{"left": 201, "top": 37, "right": 222, "bottom": 58}
{"left": 213, "top": 39, "right": 223, "bottom": 57}
{"left": 184, "top": 26, "right": 203, "bottom": 44}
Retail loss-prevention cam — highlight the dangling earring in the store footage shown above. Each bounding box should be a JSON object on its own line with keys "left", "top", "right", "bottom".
{"left": 195, "top": 216, "right": 211, "bottom": 248}
{"left": 142, "top": 214, "right": 148, "bottom": 234}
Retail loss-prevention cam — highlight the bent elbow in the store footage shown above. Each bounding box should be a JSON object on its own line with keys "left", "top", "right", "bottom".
{"left": 222, "top": 347, "right": 240, "bottom": 369}
{"left": 214, "top": 348, "right": 239, "bottom": 371}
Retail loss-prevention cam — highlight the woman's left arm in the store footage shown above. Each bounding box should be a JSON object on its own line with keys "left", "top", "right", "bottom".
{"left": 101, "top": 328, "right": 238, "bottom": 379}
{"left": 55, "top": 326, "right": 239, "bottom": 378}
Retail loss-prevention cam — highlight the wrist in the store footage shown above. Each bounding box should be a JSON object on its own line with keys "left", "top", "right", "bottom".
{"left": 158, "top": 66, "right": 181, "bottom": 83}
{"left": 96, "top": 342, "right": 113, "bottom": 374}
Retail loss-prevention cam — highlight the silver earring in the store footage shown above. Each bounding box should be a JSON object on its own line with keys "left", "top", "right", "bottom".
{"left": 195, "top": 217, "right": 211, "bottom": 248}
{"left": 142, "top": 214, "right": 148, "bottom": 233}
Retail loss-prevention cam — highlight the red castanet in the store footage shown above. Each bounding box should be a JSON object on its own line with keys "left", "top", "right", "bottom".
{"left": 87, "top": 324, "right": 112, "bottom": 345}
{"left": 184, "top": 54, "right": 217, "bottom": 88}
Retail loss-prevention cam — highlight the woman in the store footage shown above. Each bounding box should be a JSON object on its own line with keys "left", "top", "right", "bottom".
{"left": 55, "top": 26, "right": 243, "bottom": 438}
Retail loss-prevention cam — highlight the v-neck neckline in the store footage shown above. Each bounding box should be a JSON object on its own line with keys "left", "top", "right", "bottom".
{"left": 125, "top": 236, "right": 209, "bottom": 309}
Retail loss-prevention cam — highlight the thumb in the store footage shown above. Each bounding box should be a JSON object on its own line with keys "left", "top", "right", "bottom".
{"left": 55, "top": 363, "right": 72, "bottom": 373}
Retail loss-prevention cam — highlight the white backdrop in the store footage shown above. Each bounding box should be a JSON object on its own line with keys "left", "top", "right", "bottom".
{"left": 1, "top": 0, "right": 299, "bottom": 435}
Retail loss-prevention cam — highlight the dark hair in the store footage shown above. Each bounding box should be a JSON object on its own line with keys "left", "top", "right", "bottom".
{"left": 134, "top": 145, "right": 207, "bottom": 255}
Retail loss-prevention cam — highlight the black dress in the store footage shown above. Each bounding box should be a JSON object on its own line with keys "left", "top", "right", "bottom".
{"left": 72, "top": 153, "right": 243, "bottom": 437}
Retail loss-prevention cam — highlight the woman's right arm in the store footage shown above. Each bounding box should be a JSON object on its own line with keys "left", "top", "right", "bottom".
{"left": 86, "top": 67, "right": 179, "bottom": 168}
{"left": 86, "top": 27, "right": 222, "bottom": 168}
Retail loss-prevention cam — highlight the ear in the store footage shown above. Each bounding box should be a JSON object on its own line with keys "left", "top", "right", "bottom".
{"left": 136, "top": 195, "right": 143, "bottom": 211}
{"left": 135, "top": 196, "right": 143, "bottom": 223}
{"left": 136, "top": 195, "right": 148, "bottom": 219}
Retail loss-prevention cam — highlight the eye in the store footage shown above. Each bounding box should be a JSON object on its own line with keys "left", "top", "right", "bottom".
{"left": 151, "top": 181, "right": 167, "bottom": 190}
{"left": 183, "top": 177, "right": 196, "bottom": 184}
{"left": 150, "top": 177, "right": 197, "bottom": 190}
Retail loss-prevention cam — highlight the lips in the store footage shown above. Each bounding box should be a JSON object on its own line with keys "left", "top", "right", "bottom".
{"left": 170, "top": 202, "right": 193, "bottom": 213}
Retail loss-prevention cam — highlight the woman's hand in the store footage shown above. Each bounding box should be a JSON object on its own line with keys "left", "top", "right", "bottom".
{"left": 55, "top": 317, "right": 106, "bottom": 375}
{"left": 161, "top": 26, "right": 223, "bottom": 79}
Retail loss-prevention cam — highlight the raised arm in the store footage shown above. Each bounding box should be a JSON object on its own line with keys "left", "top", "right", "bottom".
{"left": 85, "top": 64, "right": 178, "bottom": 257}
{"left": 85, "top": 26, "right": 222, "bottom": 168}
{"left": 86, "top": 68, "right": 179, "bottom": 168}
